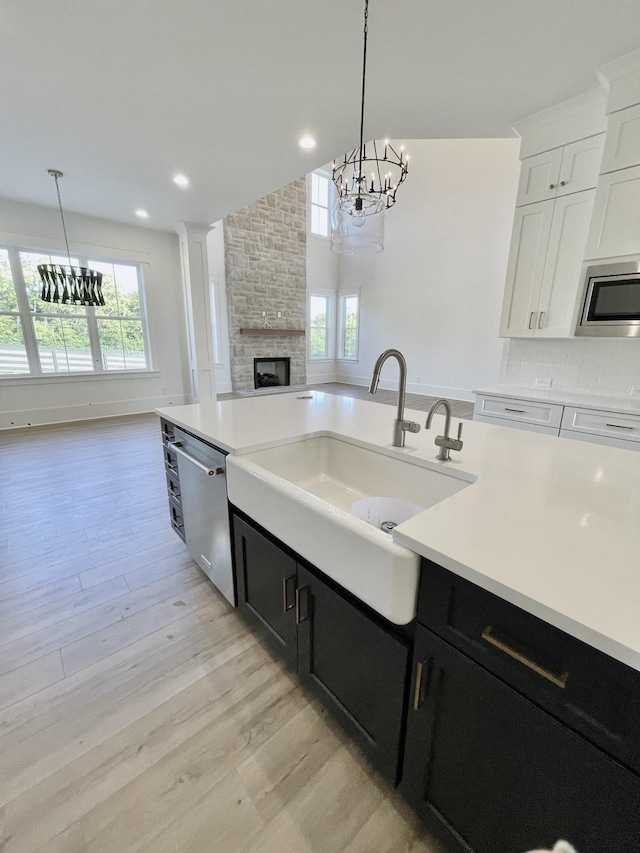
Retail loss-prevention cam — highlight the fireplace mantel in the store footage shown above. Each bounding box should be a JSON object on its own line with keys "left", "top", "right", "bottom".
{"left": 239, "top": 328, "right": 305, "bottom": 336}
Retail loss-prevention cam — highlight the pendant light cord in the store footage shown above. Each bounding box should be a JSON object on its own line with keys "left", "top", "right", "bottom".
{"left": 357, "top": 0, "right": 369, "bottom": 196}
{"left": 52, "top": 172, "right": 73, "bottom": 267}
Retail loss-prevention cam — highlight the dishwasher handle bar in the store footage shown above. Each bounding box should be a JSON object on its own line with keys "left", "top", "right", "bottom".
{"left": 169, "top": 442, "right": 224, "bottom": 477}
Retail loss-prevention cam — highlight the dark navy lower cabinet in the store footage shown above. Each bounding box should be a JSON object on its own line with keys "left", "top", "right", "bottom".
{"left": 231, "top": 511, "right": 410, "bottom": 784}
{"left": 402, "top": 562, "right": 640, "bottom": 853}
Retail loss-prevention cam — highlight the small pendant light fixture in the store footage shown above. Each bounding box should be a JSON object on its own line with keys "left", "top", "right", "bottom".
{"left": 331, "top": 0, "right": 409, "bottom": 255}
{"left": 37, "top": 169, "right": 105, "bottom": 306}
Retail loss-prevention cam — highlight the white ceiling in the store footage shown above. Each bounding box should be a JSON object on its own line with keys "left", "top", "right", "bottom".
{"left": 2, "top": 0, "right": 640, "bottom": 232}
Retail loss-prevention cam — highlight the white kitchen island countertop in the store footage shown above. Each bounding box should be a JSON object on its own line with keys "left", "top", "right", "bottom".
{"left": 157, "top": 391, "right": 640, "bottom": 672}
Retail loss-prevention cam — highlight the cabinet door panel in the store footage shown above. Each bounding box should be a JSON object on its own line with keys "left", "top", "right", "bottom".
{"left": 233, "top": 515, "right": 297, "bottom": 670}
{"left": 585, "top": 164, "right": 640, "bottom": 259}
{"left": 515, "top": 148, "right": 562, "bottom": 206}
{"left": 297, "top": 565, "right": 409, "bottom": 784}
{"left": 499, "top": 201, "right": 553, "bottom": 337}
{"left": 556, "top": 135, "right": 604, "bottom": 196}
{"left": 601, "top": 103, "right": 640, "bottom": 173}
{"left": 537, "top": 190, "right": 594, "bottom": 336}
{"left": 402, "top": 626, "right": 640, "bottom": 853}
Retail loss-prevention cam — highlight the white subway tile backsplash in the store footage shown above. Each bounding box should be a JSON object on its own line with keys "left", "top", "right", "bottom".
{"left": 505, "top": 339, "right": 640, "bottom": 396}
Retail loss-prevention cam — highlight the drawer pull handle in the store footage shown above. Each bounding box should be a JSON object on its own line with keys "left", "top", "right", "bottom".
{"left": 528, "top": 311, "right": 536, "bottom": 329}
{"left": 413, "top": 658, "right": 433, "bottom": 711}
{"left": 295, "top": 586, "right": 310, "bottom": 624}
{"left": 606, "top": 423, "right": 633, "bottom": 430}
{"left": 282, "top": 575, "right": 295, "bottom": 612}
{"left": 504, "top": 408, "right": 525, "bottom": 413}
{"left": 538, "top": 311, "right": 545, "bottom": 329}
{"left": 481, "top": 626, "right": 568, "bottom": 689}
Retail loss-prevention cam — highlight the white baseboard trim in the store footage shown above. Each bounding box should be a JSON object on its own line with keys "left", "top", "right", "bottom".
{"left": 334, "top": 373, "right": 475, "bottom": 403}
{"left": 0, "top": 394, "right": 189, "bottom": 430}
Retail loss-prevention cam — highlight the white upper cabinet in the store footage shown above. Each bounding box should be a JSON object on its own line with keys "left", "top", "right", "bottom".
{"left": 536, "top": 190, "right": 595, "bottom": 337}
{"left": 515, "top": 136, "right": 604, "bottom": 206}
{"left": 500, "top": 201, "right": 554, "bottom": 337}
{"left": 516, "top": 149, "right": 563, "bottom": 206}
{"left": 585, "top": 164, "right": 640, "bottom": 259}
{"left": 500, "top": 191, "right": 594, "bottom": 338}
{"left": 600, "top": 103, "right": 640, "bottom": 173}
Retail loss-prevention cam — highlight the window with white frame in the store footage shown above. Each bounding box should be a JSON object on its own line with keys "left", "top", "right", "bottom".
{"left": 0, "top": 244, "right": 150, "bottom": 376}
{"left": 338, "top": 291, "right": 359, "bottom": 361}
{"left": 309, "top": 171, "right": 331, "bottom": 238}
{"left": 308, "top": 291, "right": 334, "bottom": 359}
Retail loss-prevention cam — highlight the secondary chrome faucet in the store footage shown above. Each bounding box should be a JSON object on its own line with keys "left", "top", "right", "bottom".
{"left": 425, "top": 399, "right": 464, "bottom": 461}
{"left": 369, "top": 349, "right": 421, "bottom": 447}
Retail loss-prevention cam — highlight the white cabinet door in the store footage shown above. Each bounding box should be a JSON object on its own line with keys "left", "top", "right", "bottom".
{"left": 556, "top": 135, "right": 604, "bottom": 197}
{"left": 500, "top": 201, "right": 554, "bottom": 337}
{"left": 585, "top": 164, "right": 640, "bottom": 259}
{"left": 515, "top": 148, "right": 563, "bottom": 206}
{"left": 600, "top": 104, "right": 640, "bottom": 173}
{"left": 537, "top": 190, "right": 595, "bottom": 337}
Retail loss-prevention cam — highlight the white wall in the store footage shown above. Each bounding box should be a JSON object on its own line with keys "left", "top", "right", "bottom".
{"left": 335, "top": 139, "right": 521, "bottom": 401}
{"left": 0, "top": 198, "right": 189, "bottom": 428}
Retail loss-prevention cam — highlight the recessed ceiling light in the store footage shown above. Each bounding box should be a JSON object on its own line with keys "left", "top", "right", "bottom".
{"left": 135, "top": 209, "right": 149, "bottom": 218}
{"left": 299, "top": 137, "right": 316, "bottom": 149}
{"left": 173, "top": 173, "right": 189, "bottom": 187}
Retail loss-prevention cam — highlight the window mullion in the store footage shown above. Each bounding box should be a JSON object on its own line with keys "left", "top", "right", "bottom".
{"left": 86, "top": 307, "right": 104, "bottom": 372}
{"left": 8, "top": 247, "right": 42, "bottom": 375}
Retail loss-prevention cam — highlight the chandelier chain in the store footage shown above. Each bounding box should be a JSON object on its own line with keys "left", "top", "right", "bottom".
{"left": 51, "top": 171, "right": 73, "bottom": 267}
{"left": 357, "top": 0, "right": 369, "bottom": 191}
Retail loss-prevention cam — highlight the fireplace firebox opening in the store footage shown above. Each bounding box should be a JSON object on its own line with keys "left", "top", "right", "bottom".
{"left": 254, "top": 357, "right": 291, "bottom": 389}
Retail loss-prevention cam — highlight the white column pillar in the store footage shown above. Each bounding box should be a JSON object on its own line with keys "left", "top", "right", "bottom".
{"left": 177, "top": 222, "right": 216, "bottom": 403}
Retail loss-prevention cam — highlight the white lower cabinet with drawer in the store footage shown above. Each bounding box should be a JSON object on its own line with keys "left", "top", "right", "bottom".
{"left": 474, "top": 392, "right": 640, "bottom": 451}
{"left": 474, "top": 394, "right": 563, "bottom": 431}
{"left": 561, "top": 406, "right": 640, "bottom": 451}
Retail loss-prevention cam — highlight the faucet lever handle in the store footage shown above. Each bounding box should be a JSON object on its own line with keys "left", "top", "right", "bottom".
{"left": 457, "top": 422, "right": 463, "bottom": 441}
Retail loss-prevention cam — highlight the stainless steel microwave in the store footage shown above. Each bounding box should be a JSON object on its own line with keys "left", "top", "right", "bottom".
{"left": 576, "top": 261, "right": 640, "bottom": 337}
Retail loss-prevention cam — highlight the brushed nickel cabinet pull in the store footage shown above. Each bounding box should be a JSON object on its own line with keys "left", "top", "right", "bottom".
{"left": 413, "top": 661, "right": 424, "bottom": 711}
{"left": 538, "top": 311, "right": 545, "bottom": 329}
{"left": 282, "top": 575, "right": 295, "bottom": 612}
{"left": 504, "top": 407, "right": 526, "bottom": 413}
{"left": 528, "top": 311, "right": 536, "bottom": 330}
{"left": 481, "top": 626, "right": 568, "bottom": 689}
{"left": 295, "top": 586, "right": 310, "bottom": 624}
{"left": 606, "top": 423, "right": 633, "bottom": 430}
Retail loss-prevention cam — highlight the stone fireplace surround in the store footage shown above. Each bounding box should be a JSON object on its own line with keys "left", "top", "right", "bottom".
{"left": 224, "top": 178, "right": 307, "bottom": 393}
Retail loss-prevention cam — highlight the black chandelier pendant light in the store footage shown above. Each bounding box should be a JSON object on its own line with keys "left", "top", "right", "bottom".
{"left": 330, "top": 0, "right": 409, "bottom": 255}
{"left": 38, "top": 169, "right": 105, "bottom": 306}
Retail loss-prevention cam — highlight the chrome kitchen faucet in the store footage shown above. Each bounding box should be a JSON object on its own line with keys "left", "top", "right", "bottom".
{"left": 369, "top": 349, "right": 421, "bottom": 447}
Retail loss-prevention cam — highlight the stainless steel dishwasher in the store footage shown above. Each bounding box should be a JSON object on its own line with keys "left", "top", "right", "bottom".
{"left": 171, "top": 427, "right": 235, "bottom": 605}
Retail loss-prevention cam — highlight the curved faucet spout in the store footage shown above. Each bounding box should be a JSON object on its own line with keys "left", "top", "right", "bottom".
{"left": 369, "top": 349, "right": 420, "bottom": 447}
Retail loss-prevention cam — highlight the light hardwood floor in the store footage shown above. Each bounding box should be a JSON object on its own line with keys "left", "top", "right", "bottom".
{"left": 0, "top": 411, "right": 443, "bottom": 853}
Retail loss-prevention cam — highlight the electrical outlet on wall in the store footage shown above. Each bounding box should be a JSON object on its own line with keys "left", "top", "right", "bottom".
{"left": 535, "top": 378, "right": 553, "bottom": 389}
{"left": 277, "top": 311, "right": 282, "bottom": 319}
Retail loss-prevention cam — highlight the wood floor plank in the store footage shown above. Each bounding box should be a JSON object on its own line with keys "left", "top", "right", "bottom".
{"left": 0, "top": 651, "right": 64, "bottom": 713}
{"left": 0, "top": 599, "right": 229, "bottom": 748}
{"left": 0, "top": 576, "right": 130, "bottom": 647}
{"left": 0, "top": 574, "right": 81, "bottom": 616}
{"left": 0, "top": 567, "right": 204, "bottom": 677}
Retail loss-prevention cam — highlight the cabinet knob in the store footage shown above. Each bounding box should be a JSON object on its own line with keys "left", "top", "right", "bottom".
{"left": 559, "top": 180, "right": 567, "bottom": 186}
{"left": 549, "top": 183, "right": 556, "bottom": 189}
